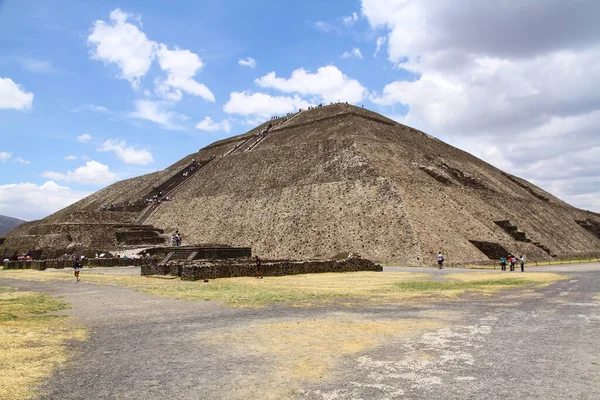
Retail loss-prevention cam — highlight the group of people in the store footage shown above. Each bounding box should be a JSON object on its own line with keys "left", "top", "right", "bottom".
{"left": 171, "top": 230, "right": 182, "bottom": 246}
{"left": 258, "top": 123, "right": 274, "bottom": 138}
{"left": 500, "top": 254, "right": 525, "bottom": 271}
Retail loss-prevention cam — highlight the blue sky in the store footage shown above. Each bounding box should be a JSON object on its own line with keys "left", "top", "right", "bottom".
{"left": 1, "top": 0, "right": 600, "bottom": 220}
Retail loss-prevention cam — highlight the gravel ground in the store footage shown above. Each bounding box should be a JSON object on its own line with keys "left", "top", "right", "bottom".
{"left": 3, "top": 263, "right": 599, "bottom": 399}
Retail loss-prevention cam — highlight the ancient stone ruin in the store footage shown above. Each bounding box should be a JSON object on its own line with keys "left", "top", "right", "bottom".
{"left": 2, "top": 103, "right": 600, "bottom": 264}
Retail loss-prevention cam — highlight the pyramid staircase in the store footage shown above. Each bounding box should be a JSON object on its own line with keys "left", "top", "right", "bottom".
{"left": 136, "top": 157, "right": 215, "bottom": 224}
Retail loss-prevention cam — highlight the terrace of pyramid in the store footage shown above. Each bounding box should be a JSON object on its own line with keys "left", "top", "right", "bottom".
{"left": 2, "top": 103, "right": 600, "bottom": 264}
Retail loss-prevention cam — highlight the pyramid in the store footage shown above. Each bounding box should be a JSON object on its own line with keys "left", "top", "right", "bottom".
{"left": 2, "top": 104, "right": 600, "bottom": 263}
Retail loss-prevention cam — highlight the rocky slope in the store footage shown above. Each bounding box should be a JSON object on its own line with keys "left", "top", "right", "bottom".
{"left": 2, "top": 104, "right": 599, "bottom": 263}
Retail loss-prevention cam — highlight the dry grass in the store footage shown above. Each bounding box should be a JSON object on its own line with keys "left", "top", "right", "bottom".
{"left": 0, "top": 287, "right": 86, "bottom": 400}
{"left": 202, "top": 314, "right": 440, "bottom": 399}
{"left": 0, "top": 269, "right": 568, "bottom": 307}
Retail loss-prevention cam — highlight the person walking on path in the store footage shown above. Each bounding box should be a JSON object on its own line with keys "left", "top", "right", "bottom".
{"left": 255, "top": 256, "right": 263, "bottom": 279}
{"left": 437, "top": 252, "right": 444, "bottom": 269}
{"left": 520, "top": 255, "right": 525, "bottom": 272}
{"left": 73, "top": 258, "right": 82, "bottom": 282}
{"left": 500, "top": 256, "right": 507, "bottom": 271}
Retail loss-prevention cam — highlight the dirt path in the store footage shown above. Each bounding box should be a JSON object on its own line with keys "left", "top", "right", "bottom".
{"left": 3, "top": 264, "right": 600, "bottom": 399}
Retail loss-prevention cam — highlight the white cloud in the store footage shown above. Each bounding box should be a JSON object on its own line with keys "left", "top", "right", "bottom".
{"left": 98, "top": 139, "right": 153, "bottom": 165}
{"left": 342, "top": 12, "right": 359, "bottom": 26}
{"left": 71, "top": 104, "right": 109, "bottom": 113}
{"left": 362, "top": 0, "right": 600, "bottom": 211}
{"left": 64, "top": 155, "right": 77, "bottom": 161}
{"left": 87, "top": 9, "right": 214, "bottom": 102}
{"left": 374, "top": 36, "right": 386, "bottom": 56}
{"left": 87, "top": 8, "right": 157, "bottom": 88}
{"left": 42, "top": 160, "right": 117, "bottom": 185}
{"left": 128, "top": 99, "right": 186, "bottom": 130}
{"left": 195, "top": 117, "right": 232, "bottom": 133}
{"left": 0, "top": 152, "right": 11, "bottom": 162}
{"left": 315, "top": 21, "right": 334, "bottom": 33}
{"left": 0, "top": 77, "right": 34, "bottom": 110}
{"left": 19, "top": 59, "right": 54, "bottom": 73}
{"left": 342, "top": 48, "right": 363, "bottom": 59}
{"left": 77, "top": 133, "right": 92, "bottom": 143}
{"left": 255, "top": 65, "right": 366, "bottom": 104}
{"left": 238, "top": 57, "right": 257, "bottom": 68}
{"left": 224, "top": 91, "right": 312, "bottom": 118}
{"left": 317, "top": 12, "right": 360, "bottom": 32}
{"left": 14, "top": 157, "right": 30, "bottom": 165}
{"left": 0, "top": 181, "right": 91, "bottom": 221}
{"left": 155, "top": 44, "right": 215, "bottom": 102}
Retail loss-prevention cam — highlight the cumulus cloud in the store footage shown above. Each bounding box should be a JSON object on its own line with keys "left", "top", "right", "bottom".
{"left": 342, "top": 48, "right": 363, "bottom": 59}
{"left": 224, "top": 91, "right": 312, "bottom": 118}
{"left": 0, "top": 77, "right": 34, "bottom": 110}
{"left": 195, "top": 117, "right": 232, "bottom": 133}
{"left": 42, "top": 160, "right": 117, "bottom": 185}
{"left": 155, "top": 44, "right": 215, "bottom": 102}
{"left": 128, "top": 100, "right": 186, "bottom": 130}
{"left": 87, "top": 9, "right": 214, "bottom": 102}
{"left": 0, "top": 152, "right": 11, "bottom": 162}
{"left": 87, "top": 9, "right": 156, "bottom": 88}
{"left": 362, "top": 0, "right": 600, "bottom": 211}
{"left": 255, "top": 66, "right": 366, "bottom": 104}
{"left": 238, "top": 57, "right": 257, "bottom": 68}
{"left": 77, "top": 133, "right": 92, "bottom": 143}
{"left": 98, "top": 139, "right": 153, "bottom": 165}
{"left": 0, "top": 181, "right": 91, "bottom": 221}
{"left": 64, "top": 155, "right": 77, "bottom": 161}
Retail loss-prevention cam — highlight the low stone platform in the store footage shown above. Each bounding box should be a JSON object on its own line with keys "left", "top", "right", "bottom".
{"left": 143, "top": 245, "right": 252, "bottom": 261}
{"left": 141, "top": 258, "right": 382, "bottom": 280}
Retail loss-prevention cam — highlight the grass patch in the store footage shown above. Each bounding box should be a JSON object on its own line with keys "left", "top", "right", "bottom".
{"left": 393, "top": 278, "right": 537, "bottom": 292}
{"left": 0, "top": 287, "right": 86, "bottom": 400}
{"left": 0, "top": 269, "right": 569, "bottom": 307}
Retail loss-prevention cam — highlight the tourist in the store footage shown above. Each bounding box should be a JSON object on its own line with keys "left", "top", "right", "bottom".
{"left": 510, "top": 255, "right": 516, "bottom": 271}
{"left": 255, "top": 256, "right": 263, "bottom": 279}
{"left": 73, "top": 257, "right": 82, "bottom": 282}
{"left": 520, "top": 255, "right": 525, "bottom": 272}
{"left": 500, "top": 256, "right": 507, "bottom": 271}
{"left": 437, "top": 252, "right": 444, "bottom": 269}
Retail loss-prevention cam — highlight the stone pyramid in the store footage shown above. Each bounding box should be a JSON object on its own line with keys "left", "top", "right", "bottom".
{"left": 2, "top": 104, "right": 600, "bottom": 263}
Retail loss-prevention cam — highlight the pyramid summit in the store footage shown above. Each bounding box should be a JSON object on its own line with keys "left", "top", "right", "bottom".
{"left": 2, "top": 103, "right": 600, "bottom": 263}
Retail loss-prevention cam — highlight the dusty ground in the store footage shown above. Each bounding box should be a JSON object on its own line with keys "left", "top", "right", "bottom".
{"left": 2, "top": 263, "right": 599, "bottom": 399}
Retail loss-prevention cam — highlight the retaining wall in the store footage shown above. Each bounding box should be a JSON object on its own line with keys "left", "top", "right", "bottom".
{"left": 141, "top": 258, "right": 382, "bottom": 280}
{"left": 2, "top": 257, "right": 158, "bottom": 270}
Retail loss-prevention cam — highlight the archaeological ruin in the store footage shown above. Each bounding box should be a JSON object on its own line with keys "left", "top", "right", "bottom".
{"left": 2, "top": 103, "right": 600, "bottom": 265}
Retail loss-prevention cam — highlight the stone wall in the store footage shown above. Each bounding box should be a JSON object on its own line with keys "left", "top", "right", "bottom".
{"left": 141, "top": 258, "right": 382, "bottom": 280}
{"left": 2, "top": 257, "right": 157, "bottom": 270}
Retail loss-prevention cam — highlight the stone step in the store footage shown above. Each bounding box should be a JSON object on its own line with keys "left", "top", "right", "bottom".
{"left": 161, "top": 252, "right": 175, "bottom": 264}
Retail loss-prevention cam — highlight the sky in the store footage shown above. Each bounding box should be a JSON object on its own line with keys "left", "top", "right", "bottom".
{"left": 1, "top": 0, "right": 599, "bottom": 220}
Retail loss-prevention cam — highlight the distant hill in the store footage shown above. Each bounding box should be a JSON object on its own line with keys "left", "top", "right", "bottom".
{"left": 0, "top": 215, "right": 26, "bottom": 235}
